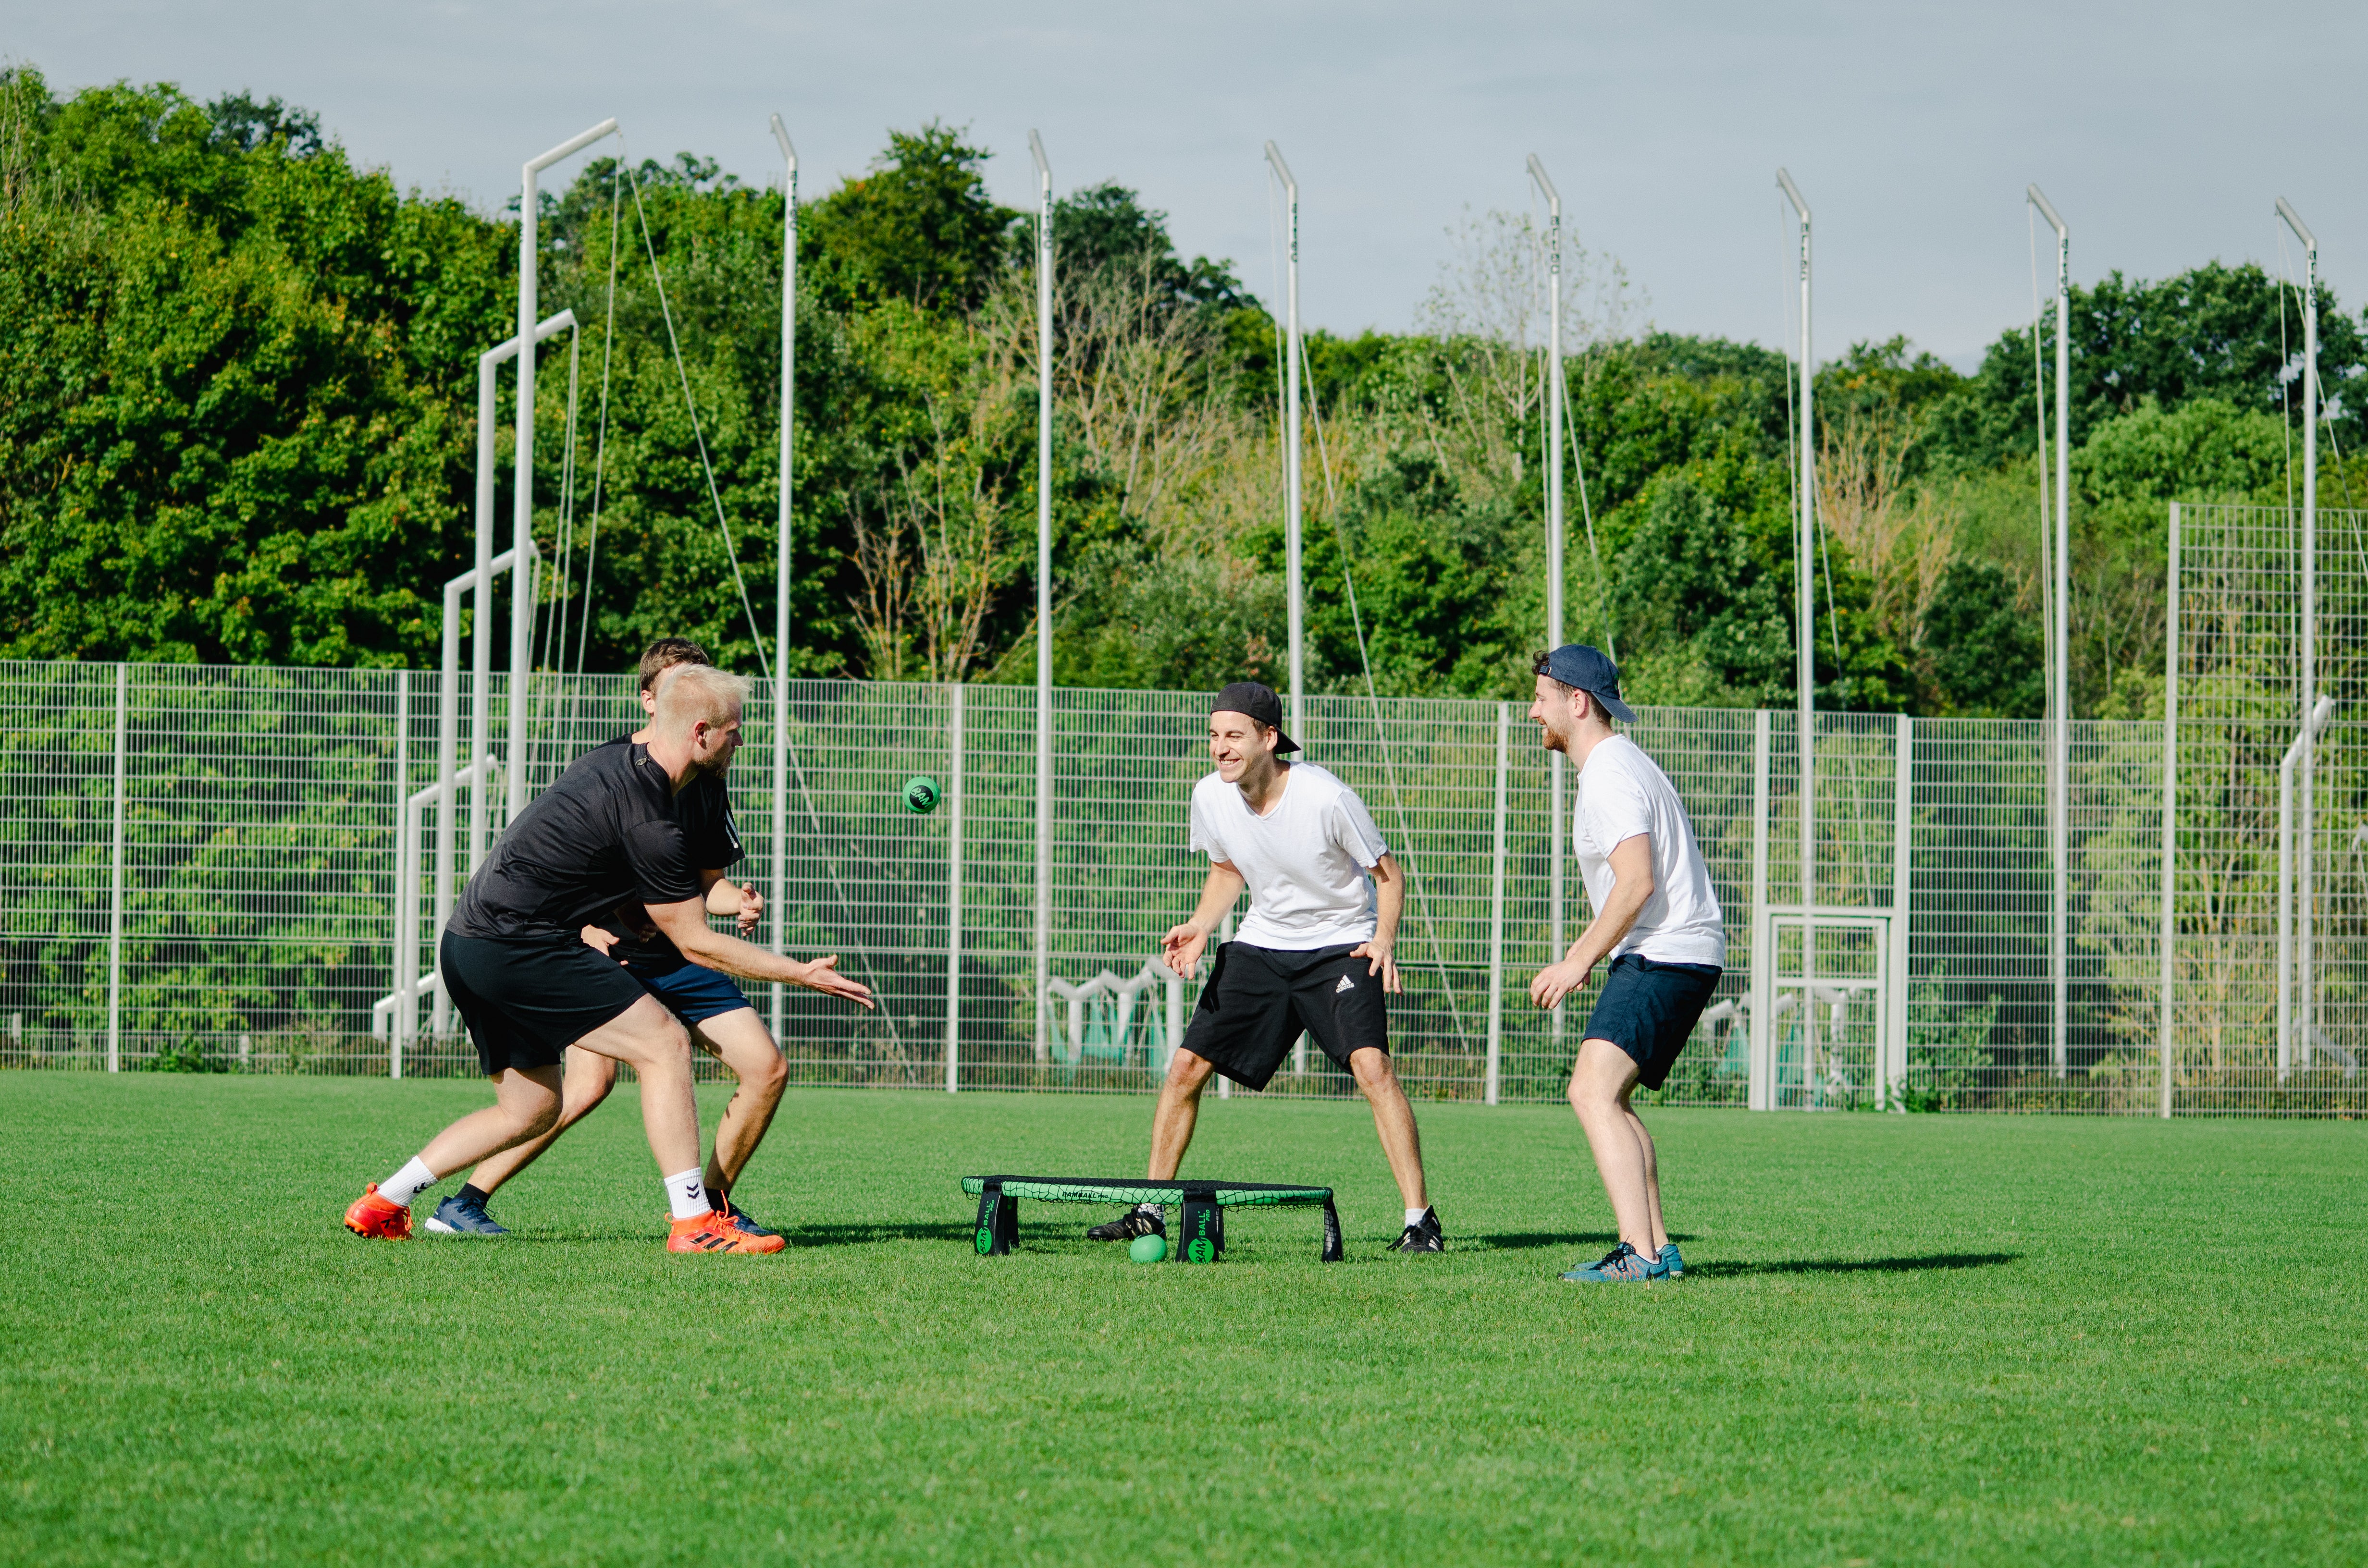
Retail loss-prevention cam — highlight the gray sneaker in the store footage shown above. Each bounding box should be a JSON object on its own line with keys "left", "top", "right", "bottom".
{"left": 425, "top": 1192, "right": 509, "bottom": 1236}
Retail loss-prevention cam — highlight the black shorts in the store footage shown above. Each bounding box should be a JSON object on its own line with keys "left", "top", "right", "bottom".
{"left": 1582, "top": 953, "right": 1724, "bottom": 1090}
{"left": 439, "top": 931, "right": 652, "bottom": 1076}
{"left": 1180, "top": 942, "right": 1387, "bottom": 1092}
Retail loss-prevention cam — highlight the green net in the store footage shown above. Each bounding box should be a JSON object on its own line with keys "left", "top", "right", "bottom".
{"left": 961, "top": 1176, "right": 1332, "bottom": 1208}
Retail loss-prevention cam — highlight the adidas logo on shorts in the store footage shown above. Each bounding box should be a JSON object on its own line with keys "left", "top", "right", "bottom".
{"left": 1336, "top": 974, "right": 1354, "bottom": 993}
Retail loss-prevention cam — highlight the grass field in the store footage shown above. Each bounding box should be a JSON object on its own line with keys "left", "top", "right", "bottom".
{"left": 3, "top": 1076, "right": 2365, "bottom": 1566}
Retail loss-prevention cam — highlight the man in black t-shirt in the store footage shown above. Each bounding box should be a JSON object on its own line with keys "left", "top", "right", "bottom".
{"left": 437, "top": 643, "right": 796, "bottom": 1240}
{"left": 343, "top": 664, "right": 873, "bottom": 1253}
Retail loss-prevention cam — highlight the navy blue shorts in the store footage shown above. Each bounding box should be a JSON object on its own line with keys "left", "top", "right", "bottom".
{"left": 622, "top": 952, "right": 753, "bottom": 1026}
{"left": 1582, "top": 953, "right": 1723, "bottom": 1090}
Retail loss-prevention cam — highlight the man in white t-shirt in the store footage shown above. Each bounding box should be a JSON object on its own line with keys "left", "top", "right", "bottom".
{"left": 1083, "top": 680, "right": 1444, "bottom": 1254}
{"left": 1525, "top": 645, "right": 1726, "bottom": 1285}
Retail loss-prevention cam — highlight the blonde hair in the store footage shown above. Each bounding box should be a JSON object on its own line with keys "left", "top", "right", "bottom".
{"left": 652, "top": 663, "right": 751, "bottom": 743}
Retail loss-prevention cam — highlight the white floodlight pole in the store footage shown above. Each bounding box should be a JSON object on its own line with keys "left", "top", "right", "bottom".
{"left": 509, "top": 118, "right": 618, "bottom": 826}
{"left": 1777, "top": 168, "right": 1816, "bottom": 1098}
{"left": 1529, "top": 154, "right": 1566, "bottom": 1039}
{"left": 2278, "top": 692, "right": 2336, "bottom": 1076}
{"left": 768, "top": 115, "right": 799, "bottom": 1036}
{"left": 2029, "top": 185, "right": 2070, "bottom": 1078}
{"left": 469, "top": 310, "right": 577, "bottom": 872}
{"left": 1266, "top": 141, "right": 1304, "bottom": 742}
{"left": 1030, "top": 130, "right": 1055, "bottom": 1064}
{"left": 2279, "top": 196, "right": 2319, "bottom": 1069}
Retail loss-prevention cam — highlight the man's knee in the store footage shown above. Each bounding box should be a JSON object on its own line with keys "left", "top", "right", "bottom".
{"left": 1349, "top": 1047, "right": 1398, "bottom": 1094}
{"left": 746, "top": 1044, "right": 789, "bottom": 1098}
{"left": 1162, "top": 1049, "right": 1216, "bottom": 1098}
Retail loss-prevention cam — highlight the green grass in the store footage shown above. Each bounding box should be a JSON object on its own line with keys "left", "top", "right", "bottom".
{"left": 3, "top": 1077, "right": 2365, "bottom": 1566}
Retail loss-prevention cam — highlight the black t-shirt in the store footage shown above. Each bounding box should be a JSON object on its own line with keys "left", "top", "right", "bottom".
{"left": 590, "top": 735, "right": 745, "bottom": 963}
{"left": 450, "top": 740, "right": 704, "bottom": 942}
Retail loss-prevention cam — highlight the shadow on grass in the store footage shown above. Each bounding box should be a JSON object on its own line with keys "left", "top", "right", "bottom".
{"left": 1690, "top": 1252, "right": 2020, "bottom": 1278}
{"left": 1469, "top": 1232, "right": 1696, "bottom": 1252}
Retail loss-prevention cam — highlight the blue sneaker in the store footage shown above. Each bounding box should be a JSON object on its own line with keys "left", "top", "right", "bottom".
{"left": 1561, "top": 1242, "right": 1664, "bottom": 1283}
{"left": 1659, "top": 1243, "right": 1684, "bottom": 1279}
{"left": 720, "top": 1202, "right": 780, "bottom": 1240}
{"left": 424, "top": 1191, "right": 509, "bottom": 1236}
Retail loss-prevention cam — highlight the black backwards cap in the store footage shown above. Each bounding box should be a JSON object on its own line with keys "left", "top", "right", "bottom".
{"left": 1210, "top": 680, "right": 1300, "bottom": 754}
{"left": 1536, "top": 644, "right": 1638, "bottom": 723}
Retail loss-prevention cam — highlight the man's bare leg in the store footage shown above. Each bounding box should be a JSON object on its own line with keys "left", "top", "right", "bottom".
{"left": 1567, "top": 1038, "right": 1658, "bottom": 1258}
{"left": 1347, "top": 1048, "right": 1429, "bottom": 1210}
{"left": 689, "top": 1008, "right": 789, "bottom": 1201}
{"left": 413, "top": 1065, "right": 567, "bottom": 1177}
{"left": 569, "top": 994, "right": 705, "bottom": 1178}
{"left": 464, "top": 1046, "right": 619, "bottom": 1197}
{"left": 1621, "top": 1095, "right": 1671, "bottom": 1255}
{"left": 1147, "top": 1049, "right": 1218, "bottom": 1180}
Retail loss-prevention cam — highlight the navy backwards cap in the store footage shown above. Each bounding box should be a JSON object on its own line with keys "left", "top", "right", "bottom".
{"left": 1210, "top": 680, "right": 1300, "bottom": 754}
{"left": 1539, "top": 644, "right": 1637, "bottom": 723}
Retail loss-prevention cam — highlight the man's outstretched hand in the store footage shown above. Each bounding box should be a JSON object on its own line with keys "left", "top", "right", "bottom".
{"left": 797, "top": 955, "right": 875, "bottom": 1009}
{"left": 1161, "top": 924, "right": 1210, "bottom": 980}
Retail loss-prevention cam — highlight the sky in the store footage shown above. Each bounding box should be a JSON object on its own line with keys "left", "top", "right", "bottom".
{"left": 9, "top": 0, "right": 2365, "bottom": 365}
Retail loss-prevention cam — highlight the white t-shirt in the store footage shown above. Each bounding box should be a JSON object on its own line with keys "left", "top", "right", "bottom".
{"left": 1188, "top": 763, "right": 1390, "bottom": 950}
{"left": 1572, "top": 735, "right": 1726, "bottom": 967}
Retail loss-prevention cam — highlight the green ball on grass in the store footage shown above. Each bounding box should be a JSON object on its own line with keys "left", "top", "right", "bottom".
{"left": 1129, "top": 1232, "right": 1168, "bottom": 1264}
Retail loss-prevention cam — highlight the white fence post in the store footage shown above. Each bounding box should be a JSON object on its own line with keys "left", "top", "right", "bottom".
{"left": 1886, "top": 713, "right": 1912, "bottom": 1109}
{"left": 2159, "top": 502, "right": 2180, "bottom": 1118}
{"left": 944, "top": 683, "right": 965, "bottom": 1092}
{"left": 105, "top": 663, "right": 129, "bottom": 1073}
{"left": 1485, "top": 702, "right": 1508, "bottom": 1104}
{"left": 392, "top": 670, "right": 410, "bottom": 1078}
{"left": 1747, "top": 709, "right": 1772, "bottom": 1110}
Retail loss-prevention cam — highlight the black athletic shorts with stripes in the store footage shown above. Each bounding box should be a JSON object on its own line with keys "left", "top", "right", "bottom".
{"left": 1179, "top": 941, "right": 1388, "bottom": 1091}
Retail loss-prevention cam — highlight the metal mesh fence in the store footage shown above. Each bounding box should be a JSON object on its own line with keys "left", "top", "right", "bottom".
{"left": 0, "top": 581, "right": 2353, "bottom": 1114}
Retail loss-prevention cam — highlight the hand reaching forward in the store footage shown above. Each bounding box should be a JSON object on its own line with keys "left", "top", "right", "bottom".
{"left": 796, "top": 954, "right": 875, "bottom": 1009}
{"left": 1161, "top": 924, "right": 1209, "bottom": 980}
{"left": 1528, "top": 956, "right": 1593, "bottom": 1011}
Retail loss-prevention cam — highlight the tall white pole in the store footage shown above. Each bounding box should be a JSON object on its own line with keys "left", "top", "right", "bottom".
{"left": 508, "top": 119, "right": 617, "bottom": 827}
{"left": 1266, "top": 142, "right": 1304, "bottom": 742}
{"left": 770, "top": 115, "right": 798, "bottom": 1039}
{"left": 945, "top": 682, "right": 966, "bottom": 1093}
{"left": 106, "top": 662, "right": 128, "bottom": 1074}
{"left": 1777, "top": 168, "right": 1816, "bottom": 1102}
{"left": 2279, "top": 197, "right": 2319, "bottom": 1070}
{"left": 1030, "top": 130, "right": 1055, "bottom": 1064}
{"left": 2029, "top": 185, "right": 2070, "bottom": 1078}
{"left": 1530, "top": 155, "right": 1566, "bottom": 1045}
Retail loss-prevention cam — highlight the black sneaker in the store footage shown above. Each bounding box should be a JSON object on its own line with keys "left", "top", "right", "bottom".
{"left": 1389, "top": 1208, "right": 1443, "bottom": 1254}
{"left": 424, "top": 1191, "right": 509, "bottom": 1236}
{"left": 1085, "top": 1208, "right": 1166, "bottom": 1242}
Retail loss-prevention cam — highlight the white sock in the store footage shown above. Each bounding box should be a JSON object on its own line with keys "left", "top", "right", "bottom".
{"left": 1406, "top": 1207, "right": 1430, "bottom": 1227}
{"left": 665, "top": 1167, "right": 713, "bottom": 1221}
{"left": 379, "top": 1157, "right": 438, "bottom": 1209}
{"left": 1135, "top": 1201, "right": 1161, "bottom": 1216}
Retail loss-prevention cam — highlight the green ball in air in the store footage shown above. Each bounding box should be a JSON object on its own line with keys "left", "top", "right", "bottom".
{"left": 903, "top": 775, "right": 941, "bottom": 814}
{"left": 1129, "top": 1233, "right": 1167, "bottom": 1264}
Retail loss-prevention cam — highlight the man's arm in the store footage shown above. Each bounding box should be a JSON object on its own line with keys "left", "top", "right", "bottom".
{"left": 1529, "top": 833, "right": 1653, "bottom": 1011}
{"left": 1159, "top": 861, "right": 1247, "bottom": 980}
{"left": 703, "top": 873, "right": 763, "bottom": 934}
{"left": 644, "top": 897, "right": 873, "bottom": 1007}
{"left": 1349, "top": 852, "right": 1405, "bottom": 994}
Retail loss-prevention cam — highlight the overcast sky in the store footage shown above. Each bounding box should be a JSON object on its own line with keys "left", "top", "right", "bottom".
{"left": 11, "top": 1, "right": 2364, "bottom": 364}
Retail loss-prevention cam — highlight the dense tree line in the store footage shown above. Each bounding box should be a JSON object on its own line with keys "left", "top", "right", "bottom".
{"left": 3, "top": 65, "right": 2361, "bottom": 718}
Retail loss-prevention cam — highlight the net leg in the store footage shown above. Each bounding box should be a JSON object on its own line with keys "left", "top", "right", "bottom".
{"left": 973, "top": 1180, "right": 1017, "bottom": 1257}
{"left": 1179, "top": 1196, "right": 1223, "bottom": 1263}
{"left": 1320, "top": 1198, "right": 1343, "bottom": 1263}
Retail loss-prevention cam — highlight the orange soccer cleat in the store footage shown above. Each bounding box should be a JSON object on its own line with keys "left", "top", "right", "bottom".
{"left": 344, "top": 1183, "right": 413, "bottom": 1240}
{"left": 666, "top": 1210, "right": 786, "bottom": 1254}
